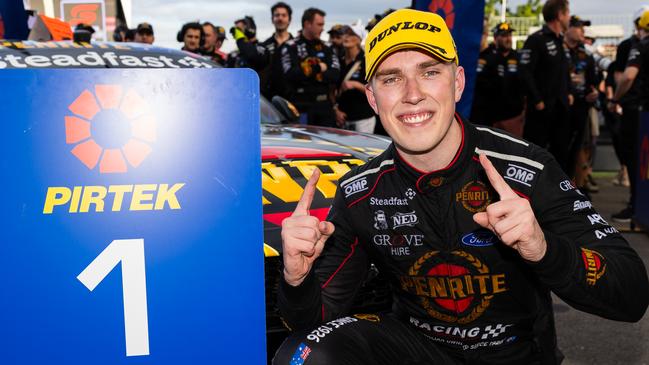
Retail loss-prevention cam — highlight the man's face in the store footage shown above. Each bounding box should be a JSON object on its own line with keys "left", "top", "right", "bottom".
{"left": 558, "top": 8, "right": 571, "bottom": 32}
{"left": 494, "top": 33, "right": 512, "bottom": 50}
{"left": 330, "top": 34, "right": 343, "bottom": 46}
{"left": 566, "top": 26, "right": 584, "bottom": 44}
{"left": 342, "top": 33, "right": 360, "bottom": 49}
{"left": 366, "top": 50, "right": 464, "bottom": 155}
{"left": 135, "top": 31, "right": 154, "bottom": 44}
{"left": 304, "top": 14, "right": 325, "bottom": 40}
{"left": 273, "top": 7, "right": 290, "bottom": 31}
{"left": 203, "top": 25, "right": 216, "bottom": 51}
{"left": 184, "top": 28, "right": 201, "bottom": 51}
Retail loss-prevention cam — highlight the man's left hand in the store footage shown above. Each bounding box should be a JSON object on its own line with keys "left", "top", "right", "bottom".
{"left": 473, "top": 154, "right": 547, "bottom": 262}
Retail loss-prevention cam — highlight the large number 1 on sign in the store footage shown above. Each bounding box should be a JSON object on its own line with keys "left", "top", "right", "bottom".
{"left": 77, "top": 239, "right": 150, "bottom": 357}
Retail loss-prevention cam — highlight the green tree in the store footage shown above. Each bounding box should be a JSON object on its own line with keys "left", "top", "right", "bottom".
{"left": 484, "top": 0, "right": 501, "bottom": 18}
{"left": 484, "top": 0, "right": 543, "bottom": 18}
{"left": 513, "top": 0, "right": 543, "bottom": 17}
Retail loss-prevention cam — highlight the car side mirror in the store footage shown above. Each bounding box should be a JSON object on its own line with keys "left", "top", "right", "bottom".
{"left": 271, "top": 96, "right": 300, "bottom": 123}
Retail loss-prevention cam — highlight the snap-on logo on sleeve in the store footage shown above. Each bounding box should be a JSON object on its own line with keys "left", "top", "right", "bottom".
{"left": 504, "top": 163, "right": 536, "bottom": 187}
{"left": 573, "top": 200, "right": 592, "bottom": 211}
{"left": 342, "top": 177, "right": 368, "bottom": 198}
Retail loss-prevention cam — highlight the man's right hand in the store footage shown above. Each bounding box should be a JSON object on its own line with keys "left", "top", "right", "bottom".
{"left": 281, "top": 169, "right": 335, "bottom": 286}
{"left": 535, "top": 101, "right": 545, "bottom": 111}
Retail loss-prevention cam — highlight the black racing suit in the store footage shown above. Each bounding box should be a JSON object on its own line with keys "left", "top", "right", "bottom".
{"left": 619, "top": 36, "right": 649, "bottom": 213}
{"left": 279, "top": 35, "right": 340, "bottom": 127}
{"left": 519, "top": 25, "right": 572, "bottom": 174}
{"left": 276, "top": 116, "right": 649, "bottom": 364}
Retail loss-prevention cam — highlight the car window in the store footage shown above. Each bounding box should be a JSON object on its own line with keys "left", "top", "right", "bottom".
{"left": 260, "top": 96, "right": 283, "bottom": 124}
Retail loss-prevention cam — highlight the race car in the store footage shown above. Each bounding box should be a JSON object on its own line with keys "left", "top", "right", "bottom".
{"left": 0, "top": 39, "right": 392, "bottom": 360}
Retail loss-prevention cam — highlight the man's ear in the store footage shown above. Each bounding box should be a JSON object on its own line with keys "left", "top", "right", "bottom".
{"left": 454, "top": 65, "right": 465, "bottom": 103}
{"left": 365, "top": 83, "right": 379, "bottom": 115}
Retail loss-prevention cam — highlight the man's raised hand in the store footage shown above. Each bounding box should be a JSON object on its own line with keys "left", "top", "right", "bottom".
{"left": 281, "top": 169, "right": 335, "bottom": 286}
{"left": 473, "top": 154, "right": 547, "bottom": 262}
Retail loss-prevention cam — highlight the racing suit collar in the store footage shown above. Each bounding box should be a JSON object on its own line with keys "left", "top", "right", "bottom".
{"left": 393, "top": 113, "right": 476, "bottom": 193}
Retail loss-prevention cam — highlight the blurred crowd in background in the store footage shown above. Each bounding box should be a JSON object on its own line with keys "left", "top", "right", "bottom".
{"left": 103, "top": 0, "right": 648, "bottom": 224}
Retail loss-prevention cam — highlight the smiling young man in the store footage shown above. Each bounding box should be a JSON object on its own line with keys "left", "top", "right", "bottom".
{"left": 273, "top": 8, "right": 648, "bottom": 365}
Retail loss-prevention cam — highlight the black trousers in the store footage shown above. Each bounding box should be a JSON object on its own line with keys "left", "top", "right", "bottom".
{"left": 602, "top": 107, "right": 624, "bottom": 164}
{"left": 567, "top": 100, "right": 591, "bottom": 179}
{"left": 523, "top": 103, "right": 572, "bottom": 175}
{"left": 272, "top": 314, "right": 457, "bottom": 365}
{"left": 619, "top": 105, "right": 641, "bottom": 210}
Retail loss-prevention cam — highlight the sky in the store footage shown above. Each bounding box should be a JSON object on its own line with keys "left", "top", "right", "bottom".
{"left": 131, "top": 0, "right": 645, "bottom": 51}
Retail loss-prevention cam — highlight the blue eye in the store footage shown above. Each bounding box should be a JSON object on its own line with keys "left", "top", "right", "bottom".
{"left": 423, "top": 70, "right": 439, "bottom": 77}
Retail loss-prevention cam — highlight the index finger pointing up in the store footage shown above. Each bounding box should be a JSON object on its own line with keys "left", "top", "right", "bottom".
{"left": 292, "top": 168, "right": 321, "bottom": 217}
{"left": 479, "top": 153, "right": 517, "bottom": 200}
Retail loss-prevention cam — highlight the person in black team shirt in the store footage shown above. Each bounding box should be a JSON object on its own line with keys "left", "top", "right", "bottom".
{"left": 280, "top": 8, "right": 340, "bottom": 127}
{"left": 334, "top": 23, "right": 375, "bottom": 133}
{"left": 519, "top": 0, "right": 572, "bottom": 174}
{"left": 470, "top": 21, "right": 524, "bottom": 136}
{"left": 229, "top": 3, "right": 294, "bottom": 98}
{"left": 327, "top": 24, "right": 345, "bottom": 61}
{"left": 227, "top": 16, "right": 259, "bottom": 69}
{"left": 608, "top": 6, "right": 649, "bottom": 223}
{"left": 272, "top": 8, "right": 648, "bottom": 365}
{"left": 564, "top": 16, "right": 598, "bottom": 197}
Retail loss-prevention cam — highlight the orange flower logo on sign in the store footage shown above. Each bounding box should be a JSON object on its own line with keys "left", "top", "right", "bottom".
{"left": 65, "top": 85, "right": 156, "bottom": 173}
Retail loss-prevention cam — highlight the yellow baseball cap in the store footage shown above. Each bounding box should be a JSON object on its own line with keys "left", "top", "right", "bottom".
{"left": 639, "top": 9, "right": 649, "bottom": 30}
{"left": 365, "top": 8, "right": 458, "bottom": 80}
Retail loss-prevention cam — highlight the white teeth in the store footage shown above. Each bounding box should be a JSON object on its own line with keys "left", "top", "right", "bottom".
{"left": 401, "top": 113, "right": 431, "bottom": 124}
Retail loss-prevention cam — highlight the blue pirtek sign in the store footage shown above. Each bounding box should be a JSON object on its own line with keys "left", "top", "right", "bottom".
{"left": 0, "top": 69, "right": 266, "bottom": 364}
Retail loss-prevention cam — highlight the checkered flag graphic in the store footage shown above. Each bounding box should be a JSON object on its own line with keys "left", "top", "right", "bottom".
{"left": 481, "top": 324, "right": 511, "bottom": 339}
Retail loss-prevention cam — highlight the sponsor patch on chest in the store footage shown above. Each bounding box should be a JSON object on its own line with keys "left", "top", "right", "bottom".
{"left": 342, "top": 177, "right": 368, "bottom": 198}
{"left": 504, "top": 163, "right": 536, "bottom": 187}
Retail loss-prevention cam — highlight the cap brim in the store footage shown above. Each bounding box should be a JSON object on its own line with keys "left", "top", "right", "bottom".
{"left": 366, "top": 42, "right": 456, "bottom": 80}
